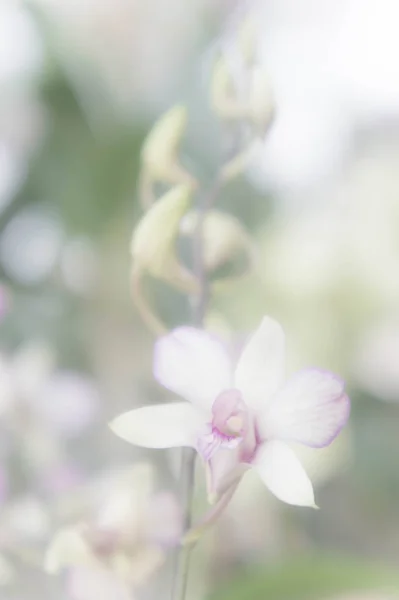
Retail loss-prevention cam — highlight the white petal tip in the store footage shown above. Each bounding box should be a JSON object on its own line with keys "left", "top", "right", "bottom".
{"left": 108, "top": 418, "right": 122, "bottom": 437}
{"left": 108, "top": 415, "right": 139, "bottom": 445}
{"left": 312, "top": 503, "right": 320, "bottom": 510}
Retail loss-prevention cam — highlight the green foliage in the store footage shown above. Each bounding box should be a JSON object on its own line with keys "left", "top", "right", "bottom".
{"left": 209, "top": 555, "right": 399, "bottom": 600}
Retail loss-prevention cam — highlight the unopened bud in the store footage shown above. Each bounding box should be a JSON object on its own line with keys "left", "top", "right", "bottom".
{"left": 141, "top": 105, "right": 195, "bottom": 189}
{"left": 238, "top": 16, "right": 258, "bottom": 66}
{"left": 180, "top": 209, "right": 255, "bottom": 280}
{"left": 131, "top": 184, "right": 198, "bottom": 293}
{"left": 210, "top": 56, "right": 247, "bottom": 121}
{"left": 248, "top": 67, "right": 274, "bottom": 133}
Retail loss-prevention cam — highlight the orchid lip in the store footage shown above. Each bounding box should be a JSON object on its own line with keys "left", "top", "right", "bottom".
{"left": 197, "top": 388, "right": 259, "bottom": 462}
{"left": 197, "top": 425, "right": 243, "bottom": 462}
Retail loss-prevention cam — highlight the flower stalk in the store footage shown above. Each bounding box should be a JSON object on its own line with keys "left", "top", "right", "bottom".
{"left": 171, "top": 177, "right": 222, "bottom": 600}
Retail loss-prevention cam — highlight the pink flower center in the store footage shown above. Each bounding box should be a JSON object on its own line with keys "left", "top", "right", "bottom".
{"left": 197, "top": 389, "right": 256, "bottom": 462}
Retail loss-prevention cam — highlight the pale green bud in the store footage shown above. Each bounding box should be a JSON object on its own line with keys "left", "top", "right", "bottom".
{"left": 141, "top": 105, "right": 195, "bottom": 188}
{"left": 131, "top": 184, "right": 198, "bottom": 293}
{"left": 210, "top": 57, "right": 247, "bottom": 121}
{"left": 238, "top": 16, "right": 258, "bottom": 66}
{"left": 210, "top": 57, "right": 274, "bottom": 135}
{"left": 180, "top": 209, "right": 255, "bottom": 279}
{"left": 248, "top": 67, "right": 274, "bottom": 133}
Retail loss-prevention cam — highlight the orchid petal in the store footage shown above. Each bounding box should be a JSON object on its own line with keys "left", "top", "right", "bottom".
{"left": 154, "top": 327, "right": 232, "bottom": 409}
{"left": 254, "top": 441, "right": 316, "bottom": 507}
{"left": 260, "top": 369, "right": 350, "bottom": 448}
{"left": 234, "top": 316, "right": 285, "bottom": 408}
{"left": 109, "top": 403, "right": 203, "bottom": 449}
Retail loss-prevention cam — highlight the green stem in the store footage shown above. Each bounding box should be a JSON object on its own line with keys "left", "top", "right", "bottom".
{"left": 170, "top": 177, "right": 221, "bottom": 600}
{"left": 171, "top": 449, "right": 197, "bottom": 600}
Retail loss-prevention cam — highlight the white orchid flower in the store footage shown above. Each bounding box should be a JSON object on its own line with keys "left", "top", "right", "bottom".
{"left": 111, "top": 317, "right": 350, "bottom": 508}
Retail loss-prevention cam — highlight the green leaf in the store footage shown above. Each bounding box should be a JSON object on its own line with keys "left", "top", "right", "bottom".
{"left": 209, "top": 555, "right": 399, "bottom": 600}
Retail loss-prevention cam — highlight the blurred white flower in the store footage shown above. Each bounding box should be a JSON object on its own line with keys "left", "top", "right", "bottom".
{"left": 0, "top": 206, "right": 64, "bottom": 285}
{"left": 45, "top": 463, "right": 182, "bottom": 587}
{"left": 0, "top": 2, "right": 45, "bottom": 210}
{"left": 0, "top": 1, "right": 43, "bottom": 88}
{"left": 1, "top": 494, "right": 50, "bottom": 543}
{"left": 0, "top": 341, "right": 54, "bottom": 415}
{"left": 0, "top": 341, "right": 99, "bottom": 439}
{"left": 36, "top": 371, "right": 99, "bottom": 437}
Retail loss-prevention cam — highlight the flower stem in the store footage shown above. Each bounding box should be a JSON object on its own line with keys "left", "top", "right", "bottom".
{"left": 171, "top": 177, "right": 221, "bottom": 600}
{"left": 171, "top": 448, "right": 196, "bottom": 600}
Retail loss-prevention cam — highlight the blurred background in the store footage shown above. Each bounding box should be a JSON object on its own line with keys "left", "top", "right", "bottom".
{"left": 1, "top": 0, "right": 399, "bottom": 598}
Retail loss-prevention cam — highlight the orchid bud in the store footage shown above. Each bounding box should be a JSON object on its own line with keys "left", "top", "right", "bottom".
{"left": 141, "top": 105, "right": 195, "bottom": 190}
{"left": 248, "top": 67, "right": 274, "bottom": 133}
{"left": 210, "top": 49, "right": 274, "bottom": 135}
{"left": 180, "top": 209, "right": 255, "bottom": 281}
{"left": 238, "top": 16, "right": 258, "bottom": 66}
{"left": 131, "top": 184, "right": 198, "bottom": 293}
{"left": 210, "top": 56, "right": 246, "bottom": 121}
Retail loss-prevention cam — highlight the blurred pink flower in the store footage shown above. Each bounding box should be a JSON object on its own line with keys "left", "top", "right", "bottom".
{"left": 111, "top": 316, "right": 349, "bottom": 508}
{"left": 45, "top": 464, "right": 181, "bottom": 587}
{"left": 37, "top": 371, "right": 99, "bottom": 437}
{"left": 41, "top": 463, "right": 85, "bottom": 496}
{"left": 0, "top": 343, "right": 99, "bottom": 437}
